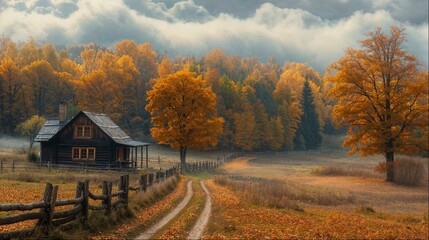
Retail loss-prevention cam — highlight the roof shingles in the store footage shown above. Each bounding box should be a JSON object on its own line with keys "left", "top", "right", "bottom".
{"left": 34, "top": 111, "right": 149, "bottom": 147}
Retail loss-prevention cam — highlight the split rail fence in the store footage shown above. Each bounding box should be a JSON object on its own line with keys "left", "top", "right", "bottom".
{"left": 177, "top": 153, "right": 242, "bottom": 173}
{"left": 0, "top": 152, "right": 243, "bottom": 239}
{"left": 0, "top": 168, "right": 177, "bottom": 239}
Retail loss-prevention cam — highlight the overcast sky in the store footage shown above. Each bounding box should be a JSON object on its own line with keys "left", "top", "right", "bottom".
{"left": 0, "top": 0, "right": 427, "bottom": 70}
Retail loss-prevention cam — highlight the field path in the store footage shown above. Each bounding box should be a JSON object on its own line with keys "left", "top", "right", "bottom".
{"left": 187, "top": 181, "right": 212, "bottom": 239}
{"left": 135, "top": 181, "right": 193, "bottom": 240}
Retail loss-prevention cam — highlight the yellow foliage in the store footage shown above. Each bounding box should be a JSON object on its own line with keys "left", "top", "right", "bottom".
{"left": 327, "top": 26, "right": 429, "bottom": 160}
{"left": 146, "top": 69, "right": 224, "bottom": 159}
{"left": 233, "top": 106, "right": 256, "bottom": 151}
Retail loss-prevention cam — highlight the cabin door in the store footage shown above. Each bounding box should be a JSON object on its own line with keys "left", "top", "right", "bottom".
{"left": 116, "top": 147, "right": 124, "bottom": 161}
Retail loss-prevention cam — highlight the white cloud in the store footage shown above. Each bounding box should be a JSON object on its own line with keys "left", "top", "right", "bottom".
{"left": 170, "top": 0, "right": 213, "bottom": 22}
{"left": 0, "top": 0, "right": 427, "bottom": 70}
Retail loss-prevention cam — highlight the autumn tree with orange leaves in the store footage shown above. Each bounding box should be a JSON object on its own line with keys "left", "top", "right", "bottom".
{"left": 327, "top": 26, "right": 429, "bottom": 182}
{"left": 146, "top": 69, "right": 224, "bottom": 165}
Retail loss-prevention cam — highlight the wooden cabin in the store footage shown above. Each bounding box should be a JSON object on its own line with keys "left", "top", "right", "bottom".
{"left": 34, "top": 111, "right": 149, "bottom": 168}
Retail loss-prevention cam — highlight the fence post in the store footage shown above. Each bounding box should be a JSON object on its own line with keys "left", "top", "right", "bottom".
{"left": 120, "top": 175, "right": 129, "bottom": 208}
{"left": 48, "top": 185, "right": 59, "bottom": 227}
{"left": 48, "top": 162, "right": 51, "bottom": 172}
{"left": 102, "top": 181, "right": 112, "bottom": 215}
{"left": 75, "top": 182, "right": 83, "bottom": 206}
{"left": 148, "top": 173, "right": 154, "bottom": 187}
{"left": 12, "top": 160, "right": 15, "bottom": 172}
{"left": 102, "top": 181, "right": 109, "bottom": 215}
{"left": 82, "top": 180, "right": 89, "bottom": 220}
{"left": 108, "top": 182, "right": 112, "bottom": 213}
{"left": 157, "top": 171, "right": 162, "bottom": 181}
{"left": 140, "top": 174, "right": 147, "bottom": 191}
{"left": 37, "top": 183, "right": 53, "bottom": 227}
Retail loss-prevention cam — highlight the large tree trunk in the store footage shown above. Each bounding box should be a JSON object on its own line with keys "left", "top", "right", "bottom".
{"left": 180, "top": 146, "right": 187, "bottom": 169}
{"left": 386, "top": 151, "right": 394, "bottom": 182}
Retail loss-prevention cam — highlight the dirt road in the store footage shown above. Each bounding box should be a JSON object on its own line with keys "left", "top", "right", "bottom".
{"left": 187, "top": 181, "right": 212, "bottom": 239}
{"left": 135, "top": 181, "right": 193, "bottom": 239}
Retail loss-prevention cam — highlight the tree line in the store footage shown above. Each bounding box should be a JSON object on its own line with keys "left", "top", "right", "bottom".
{"left": 1, "top": 26, "right": 427, "bottom": 162}
{"left": 0, "top": 37, "right": 333, "bottom": 151}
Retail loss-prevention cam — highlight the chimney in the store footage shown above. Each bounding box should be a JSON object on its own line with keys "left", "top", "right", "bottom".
{"left": 59, "top": 101, "right": 67, "bottom": 123}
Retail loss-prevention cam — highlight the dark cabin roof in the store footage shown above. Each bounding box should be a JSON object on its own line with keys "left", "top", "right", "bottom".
{"left": 34, "top": 111, "right": 149, "bottom": 147}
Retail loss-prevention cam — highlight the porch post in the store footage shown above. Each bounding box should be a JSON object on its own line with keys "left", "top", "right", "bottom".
{"left": 145, "top": 145, "right": 149, "bottom": 168}
{"left": 135, "top": 146, "right": 137, "bottom": 168}
{"left": 140, "top": 146, "right": 143, "bottom": 169}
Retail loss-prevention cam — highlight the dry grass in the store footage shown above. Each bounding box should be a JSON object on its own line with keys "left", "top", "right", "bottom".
{"left": 311, "top": 166, "right": 377, "bottom": 178}
{"left": 220, "top": 154, "right": 428, "bottom": 214}
{"left": 205, "top": 179, "right": 429, "bottom": 239}
{"left": 214, "top": 176, "right": 354, "bottom": 211}
{"left": 0, "top": 150, "right": 26, "bottom": 162}
{"left": 130, "top": 176, "right": 178, "bottom": 210}
{"left": 394, "top": 157, "right": 427, "bottom": 186}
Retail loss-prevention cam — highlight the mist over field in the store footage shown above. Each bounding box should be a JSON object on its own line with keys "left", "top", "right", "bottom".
{"left": 0, "top": 135, "right": 30, "bottom": 149}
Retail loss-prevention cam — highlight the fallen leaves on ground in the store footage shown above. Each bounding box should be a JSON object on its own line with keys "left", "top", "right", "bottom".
{"left": 0, "top": 179, "right": 116, "bottom": 234}
{"left": 204, "top": 179, "right": 428, "bottom": 239}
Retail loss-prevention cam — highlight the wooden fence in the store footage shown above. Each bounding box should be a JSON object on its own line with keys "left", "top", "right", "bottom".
{"left": 178, "top": 153, "right": 242, "bottom": 173}
{"left": 0, "top": 167, "right": 177, "bottom": 239}
{"left": 0, "top": 153, "right": 243, "bottom": 239}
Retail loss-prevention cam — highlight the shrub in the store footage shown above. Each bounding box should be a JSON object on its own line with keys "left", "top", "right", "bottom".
{"left": 27, "top": 151, "right": 39, "bottom": 162}
{"left": 394, "top": 157, "right": 426, "bottom": 186}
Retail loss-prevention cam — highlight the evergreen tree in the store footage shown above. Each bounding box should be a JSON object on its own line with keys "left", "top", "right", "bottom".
{"left": 295, "top": 79, "right": 322, "bottom": 150}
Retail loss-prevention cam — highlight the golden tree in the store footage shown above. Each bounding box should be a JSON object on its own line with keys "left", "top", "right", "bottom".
{"left": 146, "top": 69, "right": 224, "bottom": 165}
{"left": 16, "top": 115, "right": 46, "bottom": 149}
{"left": 327, "top": 26, "right": 429, "bottom": 182}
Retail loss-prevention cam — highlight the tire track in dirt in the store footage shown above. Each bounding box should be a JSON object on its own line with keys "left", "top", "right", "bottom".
{"left": 187, "top": 181, "right": 212, "bottom": 240}
{"left": 135, "top": 181, "right": 193, "bottom": 240}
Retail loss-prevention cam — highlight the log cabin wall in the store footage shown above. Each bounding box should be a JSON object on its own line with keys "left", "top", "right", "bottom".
{"left": 42, "top": 114, "right": 115, "bottom": 166}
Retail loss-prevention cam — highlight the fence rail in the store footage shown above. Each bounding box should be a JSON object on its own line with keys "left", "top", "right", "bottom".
{"left": 0, "top": 160, "right": 143, "bottom": 172}
{"left": 0, "top": 167, "right": 179, "bottom": 239}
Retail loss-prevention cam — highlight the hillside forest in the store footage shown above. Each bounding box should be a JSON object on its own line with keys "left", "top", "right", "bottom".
{"left": 0, "top": 33, "right": 426, "bottom": 153}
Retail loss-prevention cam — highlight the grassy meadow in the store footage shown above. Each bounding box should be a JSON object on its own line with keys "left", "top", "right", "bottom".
{"left": 206, "top": 151, "right": 428, "bottom": 238}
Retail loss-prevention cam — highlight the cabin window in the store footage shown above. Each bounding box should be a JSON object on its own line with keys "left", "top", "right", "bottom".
{"left": 75, "top": 125, "right": 92, "bottom": 139}
{"left": 72, "top": 147, "right": 96, "bottom": 161}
